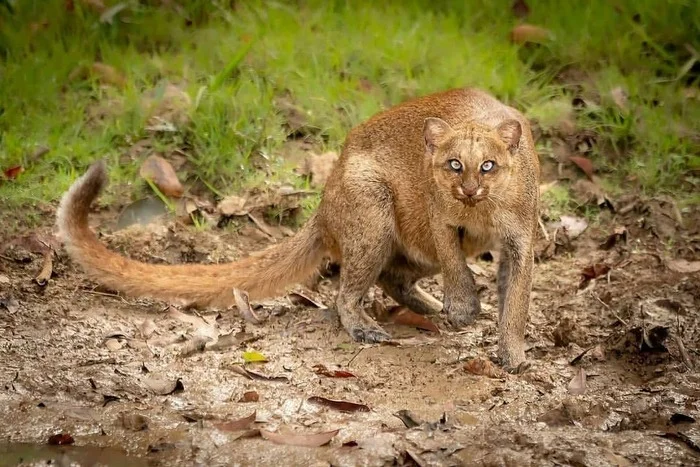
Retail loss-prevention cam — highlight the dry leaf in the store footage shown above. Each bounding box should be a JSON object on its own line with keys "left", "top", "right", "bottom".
{"left": 233, "top": 288, "right": 261, "bottom": 324}
{"left": 463, "top": 357, "right": 506, "bottom": 379}
{"left": 568, "top": 368, "right": 586, "bottom": 395}
{"left": 288, "top": 292, "right": 326, "bottom": 309}
{"left": 48, "top": 433, "right": 74, "bottom": 445}
{"left": 610, "top": 86, "right": 628, "bottom": 111}
{"left": 239, "top": 391, "right": 260, "bottom": 402}
{"left": 552, "top": 215, "right": 588, "bottom": 239}
{"left": 139, "top": 319, "right": 157, "bottom": 339}
{"left": 218, "top": 195, "right": 248, "bottom": 216}
{"left": 384, "top": 306, "right": 440, "bottom": 334}
{"left": 228, "top": 365, "right": 289, "bottom": 382}
{"left": 302, "top": 151, "right": 338, "bottom": 187}
{"left": 510, "top": 24, "right": 551, "bottom": 44}
{"left": 260, "top": 428, "right": 339, "bottom": 447}
{"left": 581, "top": 263, "right": 611, "bottom": 281}
{"left": 599, "top": 226, "right": 628, "bottom": 250}
{"left": 90, "top": 62, "right": 127, "bottom": 88}
{"left": 569, "top": 156, "right": 595, "bottom": 180}
{"left": 140, "top": 155, "right": 184, "bottom": 197}
{"left": 104, "top": 338, "right": 125, "bottom": 351}
{"left": 667, "top": 259, "right": 700, "bottom": 274}
{"left": 120, "top": 413, "right": 149, "bottom": 431}
{"left": 308, "top": 396, "right": 370, "bottom": 413}
{"left": 312, "top": 364, "right": 356, "bottom": 379}
{"left": 511, "top": 0, "right": 530, "bottom": 18}
{"left": 214, "top": 411, "right": 256, "bottom": 432}
{"left": 143, "top": 377, "right": 184, "bottom": 395}
{"left": 3, "top": 165, "right": 23, "bottom": 179}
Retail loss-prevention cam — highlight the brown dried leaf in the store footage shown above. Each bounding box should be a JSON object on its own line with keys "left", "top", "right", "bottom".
{"left": 48, "top": 433, "right": 74, "bottom": 445}
{"left": 610, "top": 86, "right": 628, "bottom": 111}
{"left": 384, "top": 306, "right": 440, "bottom": 334}
{"left": 463, "top": 357, "right": 506, "bottom": 379}
{"left": 140, "top": 155, "right": 184, "bottom": 197}
{"left": 312, "top": 364, "right": 356, "bottom": 379}
{"left": 302, "top": 151, "right": 338, "bottom": 187}
{"left": 218, "top": 195, "right": 248, "bottom": 216}
{"left": 510, "top": 24, "right": 551, "bottom": 44}
{"left": 214, "top": 411, "right": 256, "bottom": 432}
{"left": 569, "top": 156, "right": 595, "bottom": 180}
{"left": 233, "top": 288, "right": 261, "bottom": 324}
{"left": 308, "top": 396, "right": 369, "bottom": 413}
{"left": 553, "top": 215, "right": 588, "bottom": 239}
{"left": 90, "top": 62, "right": 127, "bottom": 88}
{"left": 228, "top": 365, "right": 289, "bottom": 382}
{"left": 511, "top": 0, "right": 530, "bottom": 18}
{"left": 288, "top": 292, "right": 326, "bottom": 309}
{"left": 239, "top": 391, "right": 260, "bottom": 402}
{"left": 3, "top": 165, "right": 23, "bottom": 180}
{"left": 667, "top": 259, "right": 700, "bottom": 274}
{"left": 581, "top": 263, "right": 611, "bottom": 281}
{"left": 599, "top": 226, "right": 628, "bottom": 250}
{"left": 568, "top": 368, "right": 587, "bottom": 395}
{"left": 260, "top": 428, "right": 339, "bottom": 447}
{"left": 143, "top": 377, "right": 184, "bottom": 395}
{"left": 120, "top": 413, "right": 149, "bottom": 431}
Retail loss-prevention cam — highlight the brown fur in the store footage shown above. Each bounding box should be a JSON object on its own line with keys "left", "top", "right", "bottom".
{"left": 57, "top": 87, "right": 539, "bottom": 370}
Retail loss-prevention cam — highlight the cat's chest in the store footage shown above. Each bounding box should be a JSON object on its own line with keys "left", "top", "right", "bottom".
{"left": 456, "top": 210, "right": 500, "bottom": 258}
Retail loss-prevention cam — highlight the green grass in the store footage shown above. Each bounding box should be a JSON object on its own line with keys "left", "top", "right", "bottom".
{"left": 0, "top": 0, "right": 698, "bottom": 229}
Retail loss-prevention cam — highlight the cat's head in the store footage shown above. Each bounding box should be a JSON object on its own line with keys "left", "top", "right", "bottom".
{"left": 423, "top": 117, "right": 521, "bottom": 207}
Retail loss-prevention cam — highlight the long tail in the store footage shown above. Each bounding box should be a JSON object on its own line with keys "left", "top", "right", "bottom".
{"left": 56, "top": 160, "right": 326, "bottom": 307}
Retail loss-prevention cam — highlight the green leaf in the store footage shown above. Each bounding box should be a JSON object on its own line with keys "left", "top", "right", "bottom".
{"left": 242, "top": 350, "right": 268, "bottom": 363}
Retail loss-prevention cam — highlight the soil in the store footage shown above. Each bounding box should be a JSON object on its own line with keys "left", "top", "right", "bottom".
{"left": 1, "top": 195, "right": 699, "bottom": 467}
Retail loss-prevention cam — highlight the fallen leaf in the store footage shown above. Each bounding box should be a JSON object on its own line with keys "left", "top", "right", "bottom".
{"left": 580, "top": 263, "right": 611, "bottom": 288}
{"left": 3, "top": 165, "right": 23, "bottom": 179}
{"left": 233, "top": 288, "right": 261, "bottom": 324}
{"left": 104, "top": 337, "right": 125, "bottom": 351}
{"left": 569, "top": 156, "right": 595, "bottom": 180}
{"left": 214, "top": 411, "right": 256, "bottom": 432}
{"left": 394, "top": 410, "right": 421, "bottom": 428}
{"left": 140, "top": 155, "right": 184, "bottom": 197}
{"left": 119, "top": 413, "right": 149, "bottom": 431}
{"left": 667, "top": 259, "right": 700, "bottom": 274}
{"left": 670, "top": 413, "right": 696, "bottom": 425}
{"left": 139, "top": 319, "right": 157, "bottom": 339}
{"left": 143, "top": 377, "right": 184, "bottom": 395}
{"left": 260, "top": 428, "right": 339, "bottom": 447}
{"left": 102, "top": 394, "right": 120, "bottom": 407}
{"left": 242, "top": 350, "right": 268, "bottom": 363}
{"left": 48, "top": 433, "right": 74, "bottom": 445}
{"left": 301, "top": 151, "right": 338, "bottom": 187}
{"left": 239, "top": 391, "right": 259, "bottom": 402}
{"left": 312, "top": 364, "right": 356, "bottom": 379}
{"left": 228, "top": 365, "right": 289, "bottom": 382}
{"left": 511, "top": 0, "right": 529, "bottom": 18}
{"left": 247, "top": 213, "right": 277, "bottom": 239}
{"left": 0, "top": 297, "right": 19, "bottom": 314}
{"left": 610, "top": 86, "right": 628, "bottom": 111}
{"left": 218, "top": 195, "right": 248, "bottom": 216}
{"left": 599, "top": 226, "right": 628, "bottom": 250}
{"left": 510, "top": 24, "right": 552, "bottom": 44}
{"left": 552, "top": 215, "right": 588, "bottom": 240}
{"left": 568, "top": 368, "right": 586, "bottom": 395}
{"left": 308, "top": 396, "right": 370, "bottom": 413}
{"left": 383, "top": 306, "right": 440, "bottom": 334}
{"left": 288, "top": 292, "right": 326, "bottom": 309}
{"left": 90, "top": 62, "right": 126, "bottom": 88}
{"left": 463, "top": 357, "right": 506, "bottom": 379}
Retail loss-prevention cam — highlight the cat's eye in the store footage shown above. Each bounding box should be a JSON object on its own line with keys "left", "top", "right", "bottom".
{"left": 481, "top": 160, "right": 495, "bottom": 173}
{"left": 448, "top": 159, "right": 462, "bottom": 171}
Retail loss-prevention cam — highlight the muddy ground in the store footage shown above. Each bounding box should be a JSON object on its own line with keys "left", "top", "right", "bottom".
{"left": 1, "top": 193, "right": 699, "bottom": 466}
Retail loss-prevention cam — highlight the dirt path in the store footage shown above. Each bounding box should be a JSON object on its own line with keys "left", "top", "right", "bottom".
{"left": 1, "top": 200, "right": 699, "bottom": 466}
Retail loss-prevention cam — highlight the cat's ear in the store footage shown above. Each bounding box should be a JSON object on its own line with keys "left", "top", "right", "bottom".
{"left": 424, "top": 117, "right": 455, "bottom": 155}
{"left": 496, "top": 119, "right": 522, "bottom": 154}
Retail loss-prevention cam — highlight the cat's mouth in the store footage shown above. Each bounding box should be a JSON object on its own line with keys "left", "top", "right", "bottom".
{"left": 452, "top": 186, "right": 488, "bottom": 206}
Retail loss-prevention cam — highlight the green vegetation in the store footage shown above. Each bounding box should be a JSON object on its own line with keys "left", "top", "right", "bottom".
{"left": 0, "top": 0, "right": 698, "bottom": 227}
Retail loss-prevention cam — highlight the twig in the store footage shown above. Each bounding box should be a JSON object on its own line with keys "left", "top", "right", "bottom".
{"left": 594, "top": 293, "right": 628, "bottom": 326}
{"left": 347, "top": 347, "right": 365, "bottom": 367}
{"left": 674, "top": 334, "right": 694, "bottom": 371}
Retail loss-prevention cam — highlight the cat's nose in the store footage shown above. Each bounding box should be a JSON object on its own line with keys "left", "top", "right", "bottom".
{"left": 462, "top": 183, "right": 479, "bottom": 197}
